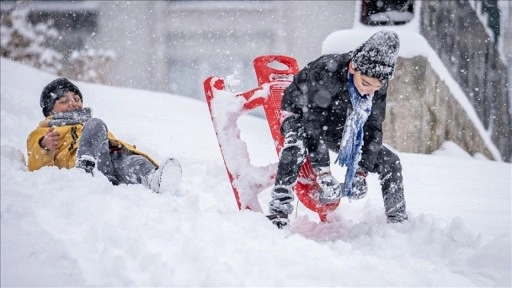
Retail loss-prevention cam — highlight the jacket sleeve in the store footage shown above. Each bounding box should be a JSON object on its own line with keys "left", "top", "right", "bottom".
{"left": 281, "top": 64, "right": 312, "bottom": 116}
{"left": 359, "top": 86, "right": 387, "bottom": 171}
{"left": 281, "top": 57, "right": 332, "bottom": 169}
{"left": 27, "top": 127, "right": 55, "bottom": 171}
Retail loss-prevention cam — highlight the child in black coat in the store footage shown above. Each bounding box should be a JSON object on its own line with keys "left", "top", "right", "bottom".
{"left": 268, "top": 30, "right": 408, "bottom": 228}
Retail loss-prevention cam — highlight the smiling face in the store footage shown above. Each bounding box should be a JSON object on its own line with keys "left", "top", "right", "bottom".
{"left": 52, "top": 91, "right": 83, "bottom": 114}
{"left": 348, "top": 61, "right": 384, "bottom": 97}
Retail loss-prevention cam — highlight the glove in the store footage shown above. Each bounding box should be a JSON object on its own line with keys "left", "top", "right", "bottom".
{"left": 350, "top": 167, "right": 368, "bottom": 200}
{"left": 315, "top": 166, "right": 344, "bottom": 203}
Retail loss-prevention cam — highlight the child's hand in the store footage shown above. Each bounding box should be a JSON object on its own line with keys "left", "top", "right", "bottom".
{"left": 41, "top": 127, "right": 60, "bottom": 151}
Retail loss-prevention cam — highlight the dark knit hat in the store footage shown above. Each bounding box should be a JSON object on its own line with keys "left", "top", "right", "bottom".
{"left": 40, "top": 78, "right": 83, "bottom": 116}
{"left": 351, "top": 30, "right": 400, "bottom": 81}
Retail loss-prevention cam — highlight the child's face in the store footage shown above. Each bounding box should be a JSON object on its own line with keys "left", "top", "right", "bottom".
{"left": 52, "top": 91, "right": 83, "bottom": 114}
{"left": 348, "top": 61, "right": 383, "bottom": 97}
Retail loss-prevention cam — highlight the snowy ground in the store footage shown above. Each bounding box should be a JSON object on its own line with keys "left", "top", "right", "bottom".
{"left": 1, "top": 58, "right": 511, "bottom": 286}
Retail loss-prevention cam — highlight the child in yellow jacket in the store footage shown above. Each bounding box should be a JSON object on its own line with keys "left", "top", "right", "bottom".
{"left": 27, "top": 78, "right": 182, "bottom": 193}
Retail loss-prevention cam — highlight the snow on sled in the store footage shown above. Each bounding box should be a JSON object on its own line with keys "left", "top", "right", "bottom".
{"left": 203, "top": 55, "right": 340, "bottom": 222}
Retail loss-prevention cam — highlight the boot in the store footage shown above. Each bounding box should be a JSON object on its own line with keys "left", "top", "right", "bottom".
{"left": 267, "top": 213, "right": 289, "bottom": 229}
{"left": 387, "top": 213, "right": 408, "bottom": 223}
{"left": 350, "top": 167, "right": 368, "bottom": 200}
{"left": 75, "top": 155, "right": 96, "bottom": 174}
{"left": 268, "top": 185, "right": 294, "bottom": 229}
{"left": 315, "top": 166, "right": 344, "bottom": 203}
{"left": 149, "top": 158, "right": 182, "bottom": 194}
{"left": 269, "top": 185, "right": 294, "bottom": 215}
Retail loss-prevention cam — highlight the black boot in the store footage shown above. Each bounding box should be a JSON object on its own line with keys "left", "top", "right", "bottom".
{"left": 76, "top": 158, "right": 95, "bottom": 174}
{"left": 267, "top": 213, "right": 289, "bottom": 229}
{"left": 268, "top": 185, "right": 294, "bottom": 229}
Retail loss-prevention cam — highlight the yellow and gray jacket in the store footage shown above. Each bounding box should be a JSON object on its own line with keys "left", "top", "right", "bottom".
{"left": 27, "top": 117, "right": 158, "bottom": 172}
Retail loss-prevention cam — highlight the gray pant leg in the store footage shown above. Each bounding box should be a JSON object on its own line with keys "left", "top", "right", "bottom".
{"left": 368, "top": 146, "right": 408, "bottom": 221}
{"left": 111, "top": 153, "right": 157, "bottom": 186}
{"left": 274, "top": 115, "right": 308, "bottom": 186}
{"left": 77, "top": 118, "right": 117, "bottom": 184}
{"left": 269, "top": 115, "right": 307, "bottom": 215}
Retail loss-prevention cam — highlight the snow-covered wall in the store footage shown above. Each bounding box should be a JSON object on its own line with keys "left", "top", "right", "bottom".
{"left": 420, "top": 1, "right": 511, "bottom": 161}
{"left": 324, "top": 31, "right": 498, "bottom": 160}
{"left": 323, "top": 1, "right": 506, "bottom": 161}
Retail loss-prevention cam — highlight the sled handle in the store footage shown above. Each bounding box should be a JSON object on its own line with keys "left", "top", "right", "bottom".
{"left": 253, "top": 55, "right": 299, "bottom": 86}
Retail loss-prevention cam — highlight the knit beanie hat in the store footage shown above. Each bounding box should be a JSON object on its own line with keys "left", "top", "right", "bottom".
{"left": 351, "top": 30, "right": 400, "bottom": 81}
{"left": 40, "top": 78, "right": 83, "bottom": 117}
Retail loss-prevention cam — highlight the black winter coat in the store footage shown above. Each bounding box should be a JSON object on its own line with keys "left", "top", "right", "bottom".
{"left": 281, "top": 52, "right": 388, "bottom": 171}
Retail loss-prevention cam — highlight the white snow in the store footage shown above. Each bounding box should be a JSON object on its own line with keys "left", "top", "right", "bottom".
{"left": 1, "top": 55, "right": 511, "bottom": 286}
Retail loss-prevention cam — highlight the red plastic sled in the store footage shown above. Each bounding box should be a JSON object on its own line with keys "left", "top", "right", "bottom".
{"left": 204, "top": 55, "right": 340, "bottom": 222}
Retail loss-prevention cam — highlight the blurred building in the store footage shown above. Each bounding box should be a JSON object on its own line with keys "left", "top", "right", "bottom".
{"left": 88, "top": 1, "right": 354, "bottom": 99}
{"left": 1, "top": 0, "right": 99, "bottom": 56}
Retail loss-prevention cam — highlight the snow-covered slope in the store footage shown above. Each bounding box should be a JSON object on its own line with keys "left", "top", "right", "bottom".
{"left": 1, "top": 58, "right": 510, "bottom": 286}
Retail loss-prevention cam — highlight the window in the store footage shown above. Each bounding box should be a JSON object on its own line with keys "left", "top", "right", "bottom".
{"left": 360, "top": 0, "right": 414, "bottom": 26}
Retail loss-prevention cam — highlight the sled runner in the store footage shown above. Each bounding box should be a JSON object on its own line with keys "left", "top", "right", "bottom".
{"left": 203, "top": 55, "right": 340, "bottom": 222}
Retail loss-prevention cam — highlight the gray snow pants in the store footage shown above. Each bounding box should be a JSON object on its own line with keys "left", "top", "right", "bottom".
{"left": 269, "top": 115, "right": 408, "bottom": 222}
{"left": 76, "top": 118, "right": 157, "bottom": 186}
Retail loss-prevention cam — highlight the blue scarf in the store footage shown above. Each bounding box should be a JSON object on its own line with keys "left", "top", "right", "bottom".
{"left": 335, "top": 74, "right": 373, "bottom": 197}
